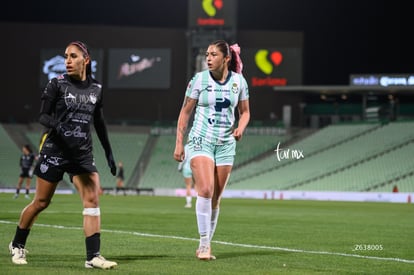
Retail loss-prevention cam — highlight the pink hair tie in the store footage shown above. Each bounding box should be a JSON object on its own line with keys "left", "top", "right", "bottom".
{"left": 230, "top": 43, "right": 243, "bottom": 74}
{"left": 69, "top": 41, "right": 89, "bottom": 58}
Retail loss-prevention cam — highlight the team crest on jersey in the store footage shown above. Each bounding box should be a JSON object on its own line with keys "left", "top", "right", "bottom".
{"left": 89, "top": 93, "right": 97, "bottom": 104}
{"left": 64, "top": 91, "right": 78, "bottom": 107}
{"left": 40, "top": 163, "right": 49, "bottom": 173}
{"left": 192, "top": 136, "right": 203, "bottom": 151}
{"left": 231, "top": 83, "right": 239, "bottom": 94}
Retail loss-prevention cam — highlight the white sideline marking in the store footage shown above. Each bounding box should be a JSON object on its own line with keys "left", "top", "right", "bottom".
{"left": 1, "top": 220, "right": 413, "bottom": 264}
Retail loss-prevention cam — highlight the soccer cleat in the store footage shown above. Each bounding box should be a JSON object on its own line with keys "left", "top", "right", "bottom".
{"left": 9, "top": 242, "right": 28, "bottom": 265}
{"left": 25, "top": 195, "right": 30, "bottom": 199}
{"left": 184, "top": 203, "right": 192, "bottom": 208}
{"left": 85, "top": 255, "right": 117, "bottom": 269}
{"left": 13, "top": 194, "right": 18, "bottom": 199}
{"left": 196, "top": 246, "right": 216, "bottom": 260}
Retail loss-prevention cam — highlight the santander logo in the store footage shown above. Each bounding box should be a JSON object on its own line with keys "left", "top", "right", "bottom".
{"left": 202, "top": 0, "right": 223, "bottom": 16}
{"left": 251, "top": 49, "right": 287, "bottom": 87}
{"left": 255, "top": 49, "right": 283, "bottom": 75}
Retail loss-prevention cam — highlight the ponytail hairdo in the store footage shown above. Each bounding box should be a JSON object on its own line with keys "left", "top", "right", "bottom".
{"left": 68, "top": 41, "right": 92, "bottom": 76}
{"left": 210, "top": 40, "right": 244, "bottom": 74}
{"left": 229, "top": 43, "right": 243, "bottom": 74}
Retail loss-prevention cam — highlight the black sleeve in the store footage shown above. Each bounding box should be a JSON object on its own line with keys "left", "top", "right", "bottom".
{"left": 94, "top": 106, "right": 113, "bottom": 157}
{"left": 38, "top": 79, "right": 59, "bottom": 129}
{"left": 38, "top": 98, "right": 59, "bottom": 129}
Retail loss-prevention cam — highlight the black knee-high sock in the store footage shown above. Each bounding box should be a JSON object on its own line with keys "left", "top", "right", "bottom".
{"left": 85, "top": 233, "right": 100, "bottom": 261}
{"left": 13, "top": 226, "right": 30, "bottom": 248}
{"left": 26, "top": 189, "right": 29, "bottom": 195}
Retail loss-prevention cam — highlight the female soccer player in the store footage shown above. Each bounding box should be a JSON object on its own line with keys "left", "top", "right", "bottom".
{"left": 13, "top": 144, "right": 37, "bottom": 199}
{"left": 9, "top": 41, "right": 118, "bottom": 269}
{"left": 174, "top": 40, "right": 250, "bottom": 260}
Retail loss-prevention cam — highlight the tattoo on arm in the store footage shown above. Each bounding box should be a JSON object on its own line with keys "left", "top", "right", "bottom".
{"left": 176, "top": 97, "right": 196, "bottom": 144}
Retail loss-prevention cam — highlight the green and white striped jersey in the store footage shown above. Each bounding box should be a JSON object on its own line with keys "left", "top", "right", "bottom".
{"left": 186, "top": 70, "right": 249, "bottom": 144}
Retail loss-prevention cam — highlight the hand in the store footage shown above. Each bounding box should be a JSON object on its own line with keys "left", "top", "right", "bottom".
{"left": 173, "top": 144, "right": 184, "bottom": 162}
{"left": 233, "top": 128, "right": 243, "bottom": 141}
{"left": 106, "top": 153, "right": 117, "bottom": 176}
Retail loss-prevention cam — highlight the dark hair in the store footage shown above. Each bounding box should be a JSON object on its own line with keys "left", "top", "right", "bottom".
{"left": 68, "top": 41, "right": 92, "bottom": 76}
{"left": 23, "top": 144, "right": 32, "bottom": 153}
{"left": 209, "top": 40, "right": 243, "bottom": 73}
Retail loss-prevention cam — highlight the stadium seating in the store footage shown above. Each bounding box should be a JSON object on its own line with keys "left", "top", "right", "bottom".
{"left": 228, "top": 121, "right": 414, "bottom": 192}
{"left": 139, "top": 135, "right": 183, "bottom": 189}
{"left": 228, "top": 123, "right": 379, "bottom": 185}
{"left": 1, "top": 121, "right": 414, "bottom": 193}
{"left": 0, "top": 125, "right": 21, "bottom": 187}
{"left": 91, "top": 131, "right": 149, "bottom": 188}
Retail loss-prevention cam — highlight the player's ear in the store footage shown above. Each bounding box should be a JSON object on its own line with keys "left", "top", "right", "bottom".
{"left": 84, "top": 56, "right": 91, "bottom": 65}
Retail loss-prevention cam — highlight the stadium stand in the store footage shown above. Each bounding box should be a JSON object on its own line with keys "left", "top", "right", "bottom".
{"left": 233, "top": 134, "right": 289, "bottom": 167}
{"left": 228, "top": 121, "right": 414, "bottom": 192}
{"left": 91, "top": 131, "right": 149, "bottom": 189}
{"left": 139, "top": 135, "right": 182, "bottom": 189}
{"left": 1, "top": 121, "right": 413, "bottom": 194}
{"left": 0, "top": 124, "right": 22, "bottom": 188}
{"left": 228, "top": 122, "right": 380, "bottom": 185}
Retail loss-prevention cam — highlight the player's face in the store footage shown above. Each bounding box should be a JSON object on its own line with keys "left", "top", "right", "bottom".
{"left": 64, "top": 45, "right": 89, "bottom": 80}
{"left": 205, "top": 45, "right": 228, "bottom": 72}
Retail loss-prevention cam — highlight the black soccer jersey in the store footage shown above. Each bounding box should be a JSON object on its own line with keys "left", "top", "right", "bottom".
{"left": 20, "top": 153, "right": 35, "bottom": 169}
{"left": 39, "top": 74, "right": 103, "bottom": 157}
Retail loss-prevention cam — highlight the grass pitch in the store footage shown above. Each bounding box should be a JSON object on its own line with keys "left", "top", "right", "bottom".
{"left": 0, "top": 193, "right": 413, "bottom": 274}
